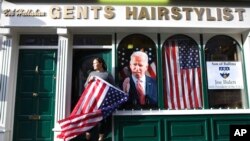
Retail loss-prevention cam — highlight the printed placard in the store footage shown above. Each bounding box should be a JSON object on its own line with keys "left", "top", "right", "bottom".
{"left": 206, "top": 61, "right": 244, "bottom": 89}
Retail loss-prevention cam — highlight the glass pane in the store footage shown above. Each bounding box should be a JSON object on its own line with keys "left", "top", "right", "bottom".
{"left": 117, "top": 34, "right": 157, "bottom": 80}
{"left": 73, "top": 34, "right": 112, "bottom": 45}
{"left": 205, "top": 35, "right": 245, "bottom": 109}
{"left": 117, "top": 34, "right": 157, "bottom": 109}
{"left": 162, "top": 34, "right": 203, "bottom": 110}
{"left": 19, "top": 35, "right": 58, "bottom": 46}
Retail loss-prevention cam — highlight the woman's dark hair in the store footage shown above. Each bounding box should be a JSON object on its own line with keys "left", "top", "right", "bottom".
{"left": 94, "top": 57, "right": 107, "bottom": 71}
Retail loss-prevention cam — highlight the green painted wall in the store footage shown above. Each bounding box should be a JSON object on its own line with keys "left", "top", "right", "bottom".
{"left": 114, "top": 114, "right": 250, "bottom": 141}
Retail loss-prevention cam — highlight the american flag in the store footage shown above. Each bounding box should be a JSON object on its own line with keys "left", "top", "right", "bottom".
{"left": 146, "top": 61, "right": 156, "bottom": 79}
{"left": 163, "top": 39, "right": 203, "bottom": 109}
{"left": 57, "top": 77, "right": 128, "bottom": 141}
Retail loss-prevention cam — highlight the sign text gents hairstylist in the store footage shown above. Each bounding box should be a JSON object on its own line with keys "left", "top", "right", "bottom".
{"left": 2, "top": 2, "right": 249, "bottom": 27}
{"left": 48, "top": 6, "right": 245, "bottom": 21}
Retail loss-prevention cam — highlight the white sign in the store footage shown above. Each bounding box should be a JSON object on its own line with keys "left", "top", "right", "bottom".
{"left": 1, "top": 1, "right": 250, "bottom": 27}
{"left": 206, "top": 61, "right": 244, "bottom": 89}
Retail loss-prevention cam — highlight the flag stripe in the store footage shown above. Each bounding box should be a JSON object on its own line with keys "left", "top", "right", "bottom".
{"left": 58, "top": 116, "right": 102, "bottom": 140}
{"left": 163, "top": 43, "right": 170, "bottom": 109}
{"left": 196, "top": 68, "right": 202, "bottom": 107}
{"left": 172, "top": 41, "right": 180, "bottom": 109}
{"left": 164, "top": 39, "right": 203, "bottom": 109}
{"left": 59, "top": 112, "right": 103, "bottom": 136}
{"left": 59, "top": 117, "right": 102, "bottom": 137}
{"left": 86, "top": 80, "right": 107, "bottom": 113}
{"left": 81, "top": 79, "right": 102, "bottom": 114}
{"left": 192, "top": 69, "right": 198, "bottom": 107}
{"left": 57, "top": 77, "right": 128, "bottom": 140}
{"left": 165, "top": 42, "right": 174, "bottom": 109}
{"left": 146, "top": 62, "right": 156, "bottom": 78}
{"left": 180, "top": 69, "right": 187, "bottom": 108}
{"left": 59, "top": 111, "right": 102, "bottom": 130}
{"left": 70, "top": 81, "right": 96, "bottom": 116}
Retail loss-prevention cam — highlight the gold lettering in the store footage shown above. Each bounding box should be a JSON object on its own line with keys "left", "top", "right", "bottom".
{"left": 194, "top": 8, "right": 204, "bottom": 21}
{"left": 126, "top": 7, "right": 137, "bottom": 20}
{"left": 76, "top": 6, "right": 88, "bottom": 19}
{"left": 158, "top": 7, "right": 169, "bottom": 20}
{"left": 217, "top": 8, "right": 222, "bottom": 21}
{"left": 223, "top": 7, "right": 233, "bottom": 21}
{"left": 206, "top": 8, "right": 216, "bottom": 21}
{"left": 63, "top": 6, "right": 74, "bottom": 19}
{"left": 182, "top": 8, "right": 193, "bottom": 21}
{"left": 151, "top": 7, "right": 156, "bottom": 20}
{"left": 235, "top": 8, "right": 245, "bottom": 21}
{"left": 171, "top": 7, "right": 182, "bottom": 20}
{"left": 104, "top": 6, "right": 115, "bottom": 19}
{"left": 14, "top": 6, "right": 246, "bottom": 22}
{"left": 138, "top": 7, "right": 150, "bottom": 20}
{"left": 91, "top": 6, "right": 102, "bottom": 19}
{"left": 50, "top": 6, "right": 61, "bottom": 19}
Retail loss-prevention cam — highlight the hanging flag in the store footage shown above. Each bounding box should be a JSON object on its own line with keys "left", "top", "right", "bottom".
{"left": 163, "top": 39, "right": 203, "bottom": 109}
{"left": 57, "top": 77, "right": 128, "bottom": 141}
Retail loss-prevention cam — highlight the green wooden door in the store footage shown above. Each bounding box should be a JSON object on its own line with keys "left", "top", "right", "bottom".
{"left": 14, "top": 50, "right": 57, "bottom": 141}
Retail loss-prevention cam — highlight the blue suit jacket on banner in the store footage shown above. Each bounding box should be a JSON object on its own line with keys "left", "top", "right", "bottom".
{"left": 123, "top": 75, "right": 158, "bottom": 109}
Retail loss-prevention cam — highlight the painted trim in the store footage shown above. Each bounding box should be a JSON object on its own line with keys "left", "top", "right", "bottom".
{"left": 113, "top": 109, "right": 250, "bottom": 115}
{"left": 73, "top": 45, "right": 112, "bottom": 49}
{"left": 19, "top": 45, "right": 58, "bottom": 49}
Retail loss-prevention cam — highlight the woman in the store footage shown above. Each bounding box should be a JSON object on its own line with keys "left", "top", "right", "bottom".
{"left": 84, "top": 57, "right": 115, "bottom": 141}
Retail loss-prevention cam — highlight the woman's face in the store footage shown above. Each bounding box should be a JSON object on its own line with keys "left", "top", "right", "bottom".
{"left": 93, "top": 59, "right": 103, "bottom": 71}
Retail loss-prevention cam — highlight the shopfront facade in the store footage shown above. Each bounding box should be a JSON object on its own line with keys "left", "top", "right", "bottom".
{"left": 1, "top": 0, "right": 250, "bottom": 141}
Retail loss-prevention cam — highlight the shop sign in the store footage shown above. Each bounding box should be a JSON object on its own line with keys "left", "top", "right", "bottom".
{"left": 206, "top": 61, "right": 244, "bottom": 89}
{"left": 3, "top": 6, "right": 246, "bottom": 21}
{"left": 1, "top": 2, "right": 250, "bottom": 27}
{"left": 99, "top": 0, "right": 168, "bottom": 4}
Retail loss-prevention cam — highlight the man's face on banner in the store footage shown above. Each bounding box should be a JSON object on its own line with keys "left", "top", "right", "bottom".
{"left": 130, "top": 55, "right": 148, "bottom": 79}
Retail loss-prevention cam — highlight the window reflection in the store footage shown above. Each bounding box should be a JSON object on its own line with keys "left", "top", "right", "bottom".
{"left": 117, "top": 34, "right": 157, "bottom": 84}
{"left": 117, "top": 34, "right": 158, "bottom": 109}
{"left": 205, "top": 35, "right": 245, "bottom": 109}
{"left": 19, "top": 35, "right": 58, "bottom": 46}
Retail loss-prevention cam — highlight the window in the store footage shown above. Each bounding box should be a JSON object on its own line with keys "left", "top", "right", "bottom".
{"left": 205, "top": 35, "right": 246, "bottom": 109}
{"left": 73, "top": 34, "right": 112, "bottom": 45}
{"left": 117, "top": 34, "right": 158, "bottom": 109}
{"left": 116, "top": 33, "right": 247, "bottom": 110}
{"left": 19, "top": 35, "right": 58, "bottom": 46}
{"left": 117, "top": 34, "right": 157, "bottom": 83}
{"left": 162, "top": 34, "right": 203, "bottom": 110}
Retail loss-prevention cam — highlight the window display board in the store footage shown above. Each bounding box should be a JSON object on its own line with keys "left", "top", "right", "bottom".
{"left": 206, "top": 61, "right": 244, "bottom": 89}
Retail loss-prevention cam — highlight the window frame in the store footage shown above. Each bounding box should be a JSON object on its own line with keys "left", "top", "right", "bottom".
{"left": 203, "top": 34, "right": 248, "bottom": 109}
{"left": 115, "top": 33, "right": 248, "bottom": 111}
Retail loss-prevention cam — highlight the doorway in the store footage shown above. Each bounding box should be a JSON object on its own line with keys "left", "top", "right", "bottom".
{"left": 71, "top": 49, "right": 112, "bottom": 109}
{"left": 71, "top": 49, "right": 112, "bottom": 141}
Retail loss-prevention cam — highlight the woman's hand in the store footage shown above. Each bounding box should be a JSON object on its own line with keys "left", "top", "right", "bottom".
{"left": 88, "top": 76, "right": 96, "bottom": 83}
{"left": 123, "top": 77, "right": 130, "bottom": 93}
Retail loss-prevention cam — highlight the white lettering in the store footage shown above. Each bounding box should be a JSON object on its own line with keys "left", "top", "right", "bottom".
{"left": 234, "top": 129, "right": 247, "bottom": 136}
